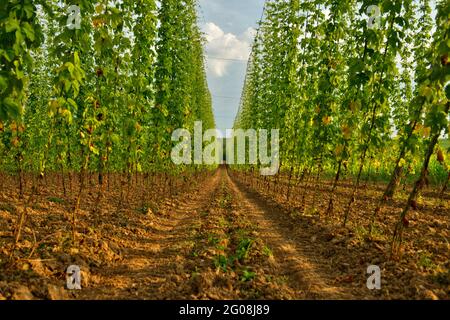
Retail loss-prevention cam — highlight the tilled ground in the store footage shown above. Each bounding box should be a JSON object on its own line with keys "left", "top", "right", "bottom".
{"left": 0, "top": 167, "right": 448, "bottom": 299}
{"left": 229, "top": 170, "right": 450, "bottom": 300}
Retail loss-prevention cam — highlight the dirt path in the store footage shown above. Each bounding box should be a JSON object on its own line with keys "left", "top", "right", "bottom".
{"left": 225, "top": 168, "right": 354, "bottom": 299}
{"left": 1, "top": 167, "right": 447, "bottom": 300}
{"left": 77, "top": 167, "right": 358, "bottom": 299}
{"left": 77, "top": 171, "right": 222, "bottom": 299}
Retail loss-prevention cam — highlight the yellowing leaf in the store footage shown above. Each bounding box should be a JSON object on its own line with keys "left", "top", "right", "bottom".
{"left": 135, "top": 122, "right": 142, "bottom": 132}
{"left": 335, "top": 144, "right": 344, "bottom": 157}
{"left": 341, "top": 125, "right": 351, "bottom": 140}
{"left": 413, "top": 123, "right": 423, "bottom": 134}
{"left": 322, "top": 116, "right": 332, "bottom": 125}
{"left": 10, "top": 122, "right": 17, "bottom": 132}
{"left": 422, "top": 126, "right": 431, "bottom": 138}
{"left": 374, "top": 160, "right": 381, "bottom": 168}
{"left": 437, "top": 149, "right": 445, "bottom": 163}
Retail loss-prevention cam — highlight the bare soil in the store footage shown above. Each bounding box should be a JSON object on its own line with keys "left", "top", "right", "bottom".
{"left": 0, "top": 166, "right": 448, "bottom": 300}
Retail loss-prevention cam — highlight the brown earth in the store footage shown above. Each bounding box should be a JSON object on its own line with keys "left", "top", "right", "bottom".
{"left": 0, "top": 166, "right": 448, "bottom": 300}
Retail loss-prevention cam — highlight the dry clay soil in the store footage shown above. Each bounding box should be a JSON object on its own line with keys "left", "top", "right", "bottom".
{"left": 1, "top": 166, "right": 447, "bottom": 300}
{"left": 74, "top": 167, "right": 377, "bottom": 300}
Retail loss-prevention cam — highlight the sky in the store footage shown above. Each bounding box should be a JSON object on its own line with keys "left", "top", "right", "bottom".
{"left": 197, "top": 0, "right": 266, "bottom": 136}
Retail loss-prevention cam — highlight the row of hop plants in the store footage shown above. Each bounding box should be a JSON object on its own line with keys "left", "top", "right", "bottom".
{"left": 232, "top": 0, "right": 449, "bottom": 255}
{"left": 0, "top": 0, "right": 216, "bottom": 255}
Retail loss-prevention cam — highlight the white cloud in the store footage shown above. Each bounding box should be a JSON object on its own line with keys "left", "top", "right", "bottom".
{"left": 202, "top": 22, "right": 255, "bottom": 77}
